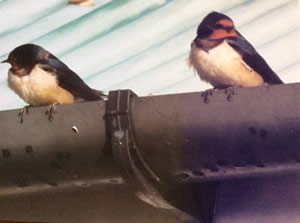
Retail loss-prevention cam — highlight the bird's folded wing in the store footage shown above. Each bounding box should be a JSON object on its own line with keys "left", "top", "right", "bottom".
{"left": 227, "top": 32, "right": 283, "bottom": 84}
{"left": 39, "top": 57, "right": 103, "bottom": 100}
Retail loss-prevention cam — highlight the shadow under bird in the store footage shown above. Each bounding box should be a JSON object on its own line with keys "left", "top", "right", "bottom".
{"left": 188, "top": 11, "right": 283, "bottom": 102}
{"left": 2, "top": 44, "right": 106, "bottom": 122}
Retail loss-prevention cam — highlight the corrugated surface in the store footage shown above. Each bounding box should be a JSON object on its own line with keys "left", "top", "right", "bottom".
{"left": 0, "top": 0, "right": 299, "bottom": 110}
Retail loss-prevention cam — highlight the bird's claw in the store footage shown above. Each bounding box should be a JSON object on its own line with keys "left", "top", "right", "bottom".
{"left": 18, "top": 105, "right": 31, "bottom": 123}
{"left": 45, "top": 104, "right": 57, "bottom": 121}
{"left": 201, "top": 89, "right": 214, "bottom": 104}
{"left": 224, "top": 87, "right": 235, "bottom": 101}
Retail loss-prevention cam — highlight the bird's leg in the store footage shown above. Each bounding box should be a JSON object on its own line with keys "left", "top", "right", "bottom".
{"left": 18, "top": 105, "right": 32, "bottom": 123}
{"left": 45, "top": 103, "right": 57, "bottom": 121}
{"left": 224, "top": 86, "right": 236, "bottom": 101}
{"left": 201, "top": 87, "right": 216, "bottom": 104}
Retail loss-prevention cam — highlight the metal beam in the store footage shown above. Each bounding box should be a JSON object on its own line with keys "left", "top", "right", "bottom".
{"left": 0, "top": 101, "right": 111, "bottom": 194}
{"left": 0, "top": 100, "right": 187, "bottom": 223}
{"left": 130, "top": 83, "right": 300, "bottom": 183}
{"left": 0, "top": 83, "right": 299, "bottom": 222}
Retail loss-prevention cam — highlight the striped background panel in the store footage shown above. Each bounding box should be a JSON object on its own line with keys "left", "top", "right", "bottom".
{"left": 0, "top": 0, "right": 299, "bottom": 110}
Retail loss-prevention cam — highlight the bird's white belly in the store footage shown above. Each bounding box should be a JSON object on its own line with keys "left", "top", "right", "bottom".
{"left": 8, "top": 65, "right": 74, "bottom": 106}
{"left": 189, "top": 41, "right": 264, "bottom": 88}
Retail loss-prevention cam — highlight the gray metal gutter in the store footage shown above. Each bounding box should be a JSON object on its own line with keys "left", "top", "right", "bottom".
{"left": 0, "top": 84, "right": 299, "bottom": 222}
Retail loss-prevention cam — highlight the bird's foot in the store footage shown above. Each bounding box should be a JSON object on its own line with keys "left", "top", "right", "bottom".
{"left": 201, "top": 88, "right": 215, "bottom": 104}
{"left": 18, "top": 105, "right": 31, "bottom": 123}
{"left": 45, "top": 104, "right": 57, "bottom": 121}
{"left": 224, "top": 86, "right": 235, "bottom": 101}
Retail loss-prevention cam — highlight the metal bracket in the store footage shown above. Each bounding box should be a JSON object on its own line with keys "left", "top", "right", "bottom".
{"left": 106, "top": 90, "right": 174, "bottom": 209}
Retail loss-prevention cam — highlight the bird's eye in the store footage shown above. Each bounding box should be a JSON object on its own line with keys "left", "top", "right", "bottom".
{"left": 197, "top": 26, "right": 212, "bottom": 38}
{"left": 9, "top": 57, "right": 15, "bottom": 64}
{"left": 224, "top": 26, "right": 234, "bottom": 32}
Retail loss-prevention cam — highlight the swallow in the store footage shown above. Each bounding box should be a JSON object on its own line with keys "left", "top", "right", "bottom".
{"left": 188, "top": 11, "right": 283, "bottom": 102}
{"left": 69, "top": 0, "right": 95, "bottom": 6}
{"left": 2, "top": 44, "right": 106, "bottom": 122}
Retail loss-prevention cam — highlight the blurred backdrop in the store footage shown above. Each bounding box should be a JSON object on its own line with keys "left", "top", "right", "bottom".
{"left": 0, "top": 0, "right": 299, "bottom": 110}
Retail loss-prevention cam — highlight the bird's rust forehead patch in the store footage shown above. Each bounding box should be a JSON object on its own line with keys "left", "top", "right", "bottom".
{"left": 210, "top": 29, "right": 237, "bottom": 40}
{"left": 216, "top": 19, "right": 234, "bottom": 27}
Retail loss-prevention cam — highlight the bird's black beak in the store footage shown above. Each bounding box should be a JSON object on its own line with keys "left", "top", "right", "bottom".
{"left": 1, "top": 59, "right": 9, "bottom": 63}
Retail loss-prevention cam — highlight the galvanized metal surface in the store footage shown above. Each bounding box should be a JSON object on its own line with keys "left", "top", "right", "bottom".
{"left": 106, "top": 89, "right": 219, "bottom": 223}
{"left": 0, "top": 101, "right": 111, "bottom": 195}
{"left": 0, "top": 84, "right": 299, "bottom": 222}
{"left": 0, "top": 99, "right": 189, "bottom": 223}
{"left": 132, "top": 84, "right": 300, "bottom": 183}
{"left": 129, "top": 83, "right": 300, "bottom": 222}
{"left": 214, "top": 174, "right": 300, "bottom": 223}
{"left": 0, "top": 183, "right": 185, "bottom": 223}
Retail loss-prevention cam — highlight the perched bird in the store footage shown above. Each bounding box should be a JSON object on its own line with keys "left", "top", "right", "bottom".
{"left": 2, "top": 44, "right": 106, "bottom": 122}
{"left": 188, "top": 11, "right": 283, "bottom": 102}
{"left": 68, "top": 0, "right": 95, "bottom": 6}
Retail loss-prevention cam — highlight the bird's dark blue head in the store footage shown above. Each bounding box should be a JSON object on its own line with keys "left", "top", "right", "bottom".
{"left": 2, "top": 44, "right": 49, "bottom": 70}
{"left": 196, "top": 11, "right": 236, "bottom": 40}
